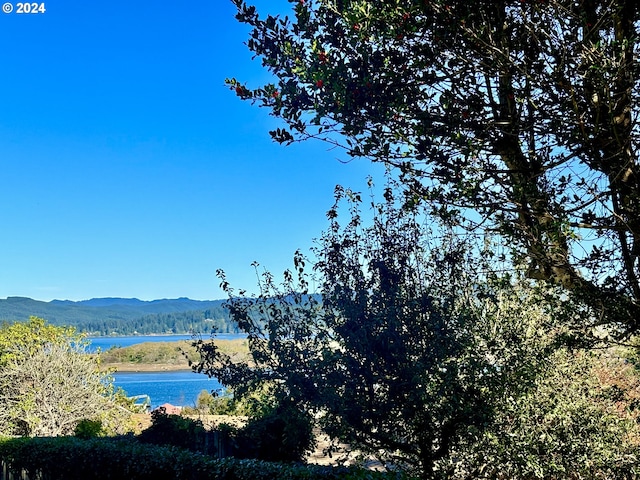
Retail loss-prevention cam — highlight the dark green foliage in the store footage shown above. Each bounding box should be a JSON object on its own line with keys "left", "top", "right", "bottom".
{"left": 111, "top": 310, "right": 237, "bottom": 336}
{"left": 0, "top": 436, "right": 407, "bottom": 480}
{"left": 194, "top": 186, "right": 573, "bottom": 477}
{"left": 137, "top": 410, "right": 213, "bottom": 455}
{"left": 231, "top": 402, "right": 316, "bottom": 463}
{"left": 0, "top": 297, "right": 236, "bottom": 336}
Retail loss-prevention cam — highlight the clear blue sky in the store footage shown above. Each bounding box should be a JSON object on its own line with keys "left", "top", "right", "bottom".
{"left": 0, "top": 0, "right": 383, "bottom": 301}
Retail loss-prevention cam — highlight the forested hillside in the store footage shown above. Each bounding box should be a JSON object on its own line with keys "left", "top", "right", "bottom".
{"left": 0, "top": 297, "right": 236, "bottom": 336}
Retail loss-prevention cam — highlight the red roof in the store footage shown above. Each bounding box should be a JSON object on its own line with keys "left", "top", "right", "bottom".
{"left": 154, "top": 403, "right": 182, "bottom": 415}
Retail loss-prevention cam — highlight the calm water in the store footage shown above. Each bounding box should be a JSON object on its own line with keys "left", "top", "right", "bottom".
{"left": 113, "top": 370, "right": 222, "bottom": 410}
{"left": 87, "top": 334, "right": 242, "bottom": 409}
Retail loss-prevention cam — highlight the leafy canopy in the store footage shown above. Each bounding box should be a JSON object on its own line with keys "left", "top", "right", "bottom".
{"left": 227, "top": 0, "right": 640, "bottom": 335}
{"left": 0, "top": 316, "right": 77, "bottom": 366}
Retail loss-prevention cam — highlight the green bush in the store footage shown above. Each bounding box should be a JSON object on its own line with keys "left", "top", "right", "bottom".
{"left": 137, "top": 410, "right": 213, "bottom": 455}
{"left": 231, "top": 402, "right": 315, "bottom": 463}
{"left": 183, "top": 384, "right": 278, "bottom": 418}
{"left": 74, "top": 419, "right": 105, "bottom": 439}
{"left": 452, "top": 348, "right": 640, "bottom": 479}
{"left": 0, "top": 436, "right": 407, "bottom": 480}
{"left": 137, "top": 399, "right": 315, "bottom": 463}
{"left": 183, "top": 389, "right": 240, "bottom": 416}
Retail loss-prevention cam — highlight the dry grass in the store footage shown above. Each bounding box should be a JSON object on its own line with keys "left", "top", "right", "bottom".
{"left": 99, "top": 338, "right": 250, "bottom": 372}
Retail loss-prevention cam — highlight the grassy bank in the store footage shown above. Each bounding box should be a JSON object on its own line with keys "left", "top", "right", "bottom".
{"left": 99, "top": 339, "right": 250, "bottom": 372}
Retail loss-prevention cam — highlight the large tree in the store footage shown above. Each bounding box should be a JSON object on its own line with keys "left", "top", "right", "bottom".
{"left": 227, "top": 0, "right": 640, "bottom": 334}
{"left": 194, "top": 187, "right": 584, "bottom": 477}
{"left": 0, "top": 317, "right": 134, "bottom": 437}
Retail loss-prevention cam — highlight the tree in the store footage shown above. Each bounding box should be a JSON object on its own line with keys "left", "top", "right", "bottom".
{"left": 226, "top": 0, "right": 640, "bottom": 335}
{"left": 194, "top": 188, "right": 583, "bottom": 477}
{"left": 0, "top": 317, "right": 135, "bottom": 437}
{"left": 0, "top": 316, "right": 76, "bottom": 367}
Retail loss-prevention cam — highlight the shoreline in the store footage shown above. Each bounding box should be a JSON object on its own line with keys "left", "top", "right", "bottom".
{"left": 97, "top": 337, "right": 250, "bottom": 373}
{"left": 103, "top": 362, "right": 194, "bottom": 372}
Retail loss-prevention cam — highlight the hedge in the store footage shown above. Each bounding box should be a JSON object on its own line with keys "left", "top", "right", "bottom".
{"left": 0, "top": 436, "right": 409, "bottom": 480}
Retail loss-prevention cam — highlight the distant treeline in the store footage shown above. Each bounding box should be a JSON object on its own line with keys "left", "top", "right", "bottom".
{"left": 0, "top": 295, "right": 322, "bottom": 336}
{"left": 0, "top": 297, "right": 238, "bottom": 336}
{"left": 82, "top": 309, "right": 237, "bottom": 335}
{"left": 83, "top": 309, "right": 239, "bottom": 336}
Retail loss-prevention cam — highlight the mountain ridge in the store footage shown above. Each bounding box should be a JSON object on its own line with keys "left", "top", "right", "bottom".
{"left": 0, "top": 296, "right": 234, "bottom": 336}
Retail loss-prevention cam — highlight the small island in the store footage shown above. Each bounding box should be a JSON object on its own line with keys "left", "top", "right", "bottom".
{"left": 98, "top": 338, "right": 250, "bottom": 372}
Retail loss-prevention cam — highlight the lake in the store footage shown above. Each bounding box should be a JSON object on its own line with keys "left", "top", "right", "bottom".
{"left": 87, "top": 334, "right": 243, "bottom": 409}
{"left": 113, "top": 370, "right": 222, "bottom": 410}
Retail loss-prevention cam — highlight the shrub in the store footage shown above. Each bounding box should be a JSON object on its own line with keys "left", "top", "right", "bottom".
{"left": 0, "top": 436, "right": 406, "bottom": 480}
{"left": 452, "top": 347, "right": 640, "bottom": 479}
{"left": 231, "top": 402, "right": 315, "bottom": 463}
{"left": 183, "top": 383, "right": 279, "bottom": 418}
{"left": 74, "top": 419, "right": 105, "bottom": 439}
{"left": 137, "top": 410, "right": 212, "bottom": 454}
{"left": 183, "top": 389, "right": 240, "bottom": 416}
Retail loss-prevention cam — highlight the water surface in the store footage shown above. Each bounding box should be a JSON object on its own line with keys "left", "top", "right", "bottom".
{"left": 88, "top": 334, "right": 239, "bottom": 408}
{"left": 113, "top": 370, "right": 222, "bottom": 409}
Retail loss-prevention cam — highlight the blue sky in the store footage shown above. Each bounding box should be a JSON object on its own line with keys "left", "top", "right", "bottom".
{"left": 0, "top": 0, "right": 383, "bottom": 301}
